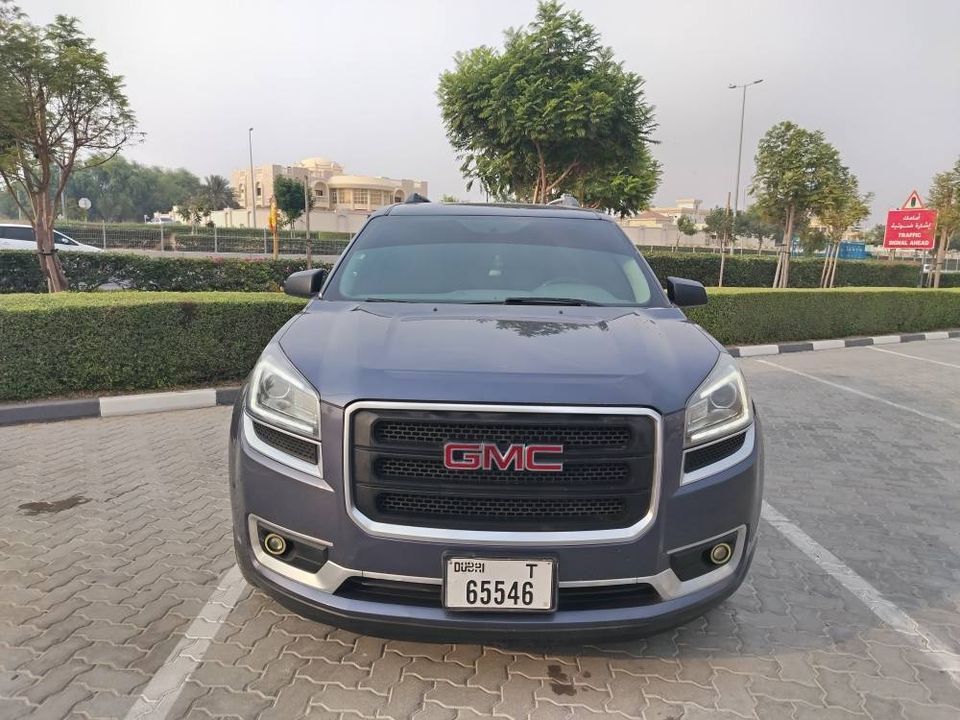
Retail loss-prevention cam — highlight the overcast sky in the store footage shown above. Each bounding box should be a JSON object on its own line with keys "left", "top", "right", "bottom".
{"left": 23, "top": 0, "right": 960, "bottom": 223}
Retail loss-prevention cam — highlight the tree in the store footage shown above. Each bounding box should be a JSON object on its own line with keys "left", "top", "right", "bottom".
{"left": 274, "top": 176, "right": 312, "bottom": 228}
{"left": 440, "top": 194, "right": 460, "bottom": 203}
{"left": 738, "top": 204, "right": 780, "bottom": 252}
{"left": 816, "top": 170, "right": 872, "bottom": 286}
{"left": 0, "top": 4, "right": 138, "bottom": 291}
{"left": 437, "top": 0, "right": 660, "bottom": 213}
{"left": 675, "top": 214, "right": 698, "bottom": 248}
{"left": 198, "top": 174, "right": 238, "bottom": 211}
{"left": 862, "top": 223, "right": 886, "bottom": 245}
{"left": 750, "top": 121, "right": 848, "bottom": 288}
{"left": 928, "top": 157, "right": 960, "bottom": 288}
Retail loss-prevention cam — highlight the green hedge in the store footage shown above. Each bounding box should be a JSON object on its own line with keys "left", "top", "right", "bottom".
{"left": 2, "top": 289, "right": 958, "bottom": 401}
{"left": 0, "top": 293, "right": 304, "bottom": 401}
{"left": 641, "top": 252, "right": 951, "bottom": 288}
{"left": 0, "top": 251, "right": 330, "bottom": 292}
{"left": 686, "top": 288, "right": 960, "bottom": 345}
{"left": 4, "top": 248, "right": 956, "bottom": 294}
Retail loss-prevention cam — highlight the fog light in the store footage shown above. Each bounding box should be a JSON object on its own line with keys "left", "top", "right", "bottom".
{"left": 709, "top": 542, "right": 732, "bottom": 566}
{"left": 263, "top": 533, "right": 287, "bottom": 556}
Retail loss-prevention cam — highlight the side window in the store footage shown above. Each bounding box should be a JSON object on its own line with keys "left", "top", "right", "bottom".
{"left": 53, "top": 232, "right": 76, "bottom": 246}
{"left": 5, "top": 227, "right": 35, "bottom": 242}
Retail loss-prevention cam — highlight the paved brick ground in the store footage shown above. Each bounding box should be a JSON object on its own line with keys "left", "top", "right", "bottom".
{"left": 1, "top": 339, "right": 958, "bottom": 719}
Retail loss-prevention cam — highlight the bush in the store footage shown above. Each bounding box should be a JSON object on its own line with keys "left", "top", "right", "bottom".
{"left": 640, "top": 252, "right": 938, "bottom": 288}
{"left": 3, "top": 248, "right": 957, "bottom": 294}
{"left": 0, "top": 292, "right": 304, "bottom": 401}
{"left": 686, "top": 288, "right": 960, "bottom": 345}
{"left": 2, "top": 288, "right": 958, "bottom": 402}
{"left": 0, "top": 251, "right": 330, "bottom": 293}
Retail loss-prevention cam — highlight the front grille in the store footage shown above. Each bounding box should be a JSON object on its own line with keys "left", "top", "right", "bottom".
{"left": 684, "top": 431, "right": 747, "bottom": 473}
{"left": 350, "top": 408, "right": 656, "bottom": 532}
{"left": 377, "top": 456, "right": 630, "bottom": 486}
{"left": 253, "top": 421, "right": 318, "bottom": 464}
{"left": 375, "top": 421, "right": 631, "bottom": 449}
{"left": 334, "top": 577, "right": 660, "bottom": 610}
{"left": 376, "top": 493, "right": 626, "bottom": 521}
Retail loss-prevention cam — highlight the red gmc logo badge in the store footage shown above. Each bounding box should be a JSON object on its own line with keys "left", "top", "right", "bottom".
{"left": 443, "top": 442, "right": 564, "bottom": 472}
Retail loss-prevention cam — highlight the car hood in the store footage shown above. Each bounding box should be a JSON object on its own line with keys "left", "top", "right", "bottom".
{"left": 278, "top": 301, "right": 721, "bottom": 413}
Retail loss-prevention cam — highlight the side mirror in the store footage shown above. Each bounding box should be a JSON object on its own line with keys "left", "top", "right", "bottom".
{"left": 666, "top": 276, "right": 707, "bottom": 307}
{"left": 284, "top": 269, "right": 327, "bottom": 298}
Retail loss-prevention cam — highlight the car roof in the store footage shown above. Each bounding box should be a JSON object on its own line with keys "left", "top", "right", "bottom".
{"left": 376, "top": 202, "right": 612, "bottom": 221}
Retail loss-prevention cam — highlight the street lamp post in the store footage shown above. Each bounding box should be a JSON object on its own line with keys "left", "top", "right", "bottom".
{"left": 728, "top": 79, "right": 763, "bottom": 240}
{"left": 248, "top": 127, "right": 257, "bottom": 230}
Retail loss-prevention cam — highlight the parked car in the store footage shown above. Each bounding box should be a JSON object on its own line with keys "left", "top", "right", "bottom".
{"left": 0, "top": 223, "right": 102, "bottom": 252}
{"left": 229, "top": 200, "right": 763, "bottom": 641}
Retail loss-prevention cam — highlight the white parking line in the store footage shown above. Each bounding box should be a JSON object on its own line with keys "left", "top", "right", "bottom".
{"left": 763, "top": 501, "right": 960, "bottom": 683}
{"left": 124, "top": 566, "right": 246, "bottom": 720}
{"left": 868, "top": 345, "right": 960, "bottom": 369}
{"left": 756, "top": 359, "right": 960, "bottom": 431}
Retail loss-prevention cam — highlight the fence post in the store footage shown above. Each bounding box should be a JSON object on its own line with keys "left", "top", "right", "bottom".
{"left": 213, "top": 225, "right": 218, "bottom": 254}
{"left": 101, "top": 221, "right": 106, "bottom": 250}
{"left": 263, "top": 228, "right": 268, "bottom": 254}
{"left": 159, "top": 222, "right": 164, "bottom": 252}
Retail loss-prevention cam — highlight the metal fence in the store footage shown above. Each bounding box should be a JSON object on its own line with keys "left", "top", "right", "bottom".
{"left": 57, "top": 223, "right": 352, "bottom": 257}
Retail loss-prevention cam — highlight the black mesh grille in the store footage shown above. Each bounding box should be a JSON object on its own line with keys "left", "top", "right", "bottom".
{"left": 684, "top": 432, "right": 747, "bottom": 473}
{"left": 375, "top": 421, "right": 630, "bottom": 448}
{"left": 253, "top": 421, "right": 318, "bottom": 464}
{"left": 334, "top": 577, "right": 660, "bottom": 610}
{"left": 376, "top": 493, "right": 625, "bottom": 521}
{"left": 376, "top": 456, "right": 629, "bottom": 486}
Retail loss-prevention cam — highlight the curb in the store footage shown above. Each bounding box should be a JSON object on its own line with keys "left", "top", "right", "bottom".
{"left": 727, "top": 329, "right": 959, "bottom": 358}
{"left": 1, "top": 329, "right": 957, "bottom": 428}
{"left": 0, "top": 386, "right": 241, "bottom": 427}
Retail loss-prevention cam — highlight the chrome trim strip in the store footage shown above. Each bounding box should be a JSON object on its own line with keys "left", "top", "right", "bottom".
{"left": 242, "top": 413, "right": 330, "bottom": 490}
{"left": 341, "top": 401, "right": 663, "bottom": 547}
{"left": 248, "top": 515, "right": 746, "bottom": 602}
{"left": 680, "top": 423, "right": 755, "bottom": 486}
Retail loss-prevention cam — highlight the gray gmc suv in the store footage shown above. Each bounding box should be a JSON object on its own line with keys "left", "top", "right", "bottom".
{"left": 229, "top": 201, "right": 763, "bottom": 640}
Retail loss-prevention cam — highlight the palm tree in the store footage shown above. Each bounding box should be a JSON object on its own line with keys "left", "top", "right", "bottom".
{"left": 199, "top": 175, "right": 238, "bottom": 210}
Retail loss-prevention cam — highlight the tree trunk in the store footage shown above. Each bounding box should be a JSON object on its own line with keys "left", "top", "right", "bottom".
{"left": 932, "top": 227, "right": 948, "bottom": 289}
{"left": 778, "top": 204, "right": 796, "bottom": 288}
{"left": 33, "top": 193, "right": 69, "bottom": 292}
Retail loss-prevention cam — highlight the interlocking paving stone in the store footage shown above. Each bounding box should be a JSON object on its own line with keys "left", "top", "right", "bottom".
{"left": 1, "top": 340, "right": 960, "bottom": 719}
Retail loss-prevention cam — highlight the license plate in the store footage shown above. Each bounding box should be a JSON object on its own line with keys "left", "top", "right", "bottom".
{"left": 443, "top": 557, "right": 556, "bottom": 611}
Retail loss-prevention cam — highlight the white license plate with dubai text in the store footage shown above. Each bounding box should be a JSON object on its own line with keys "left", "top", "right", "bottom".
{"left": 443, "top": 557, "right": 555, "bottom": 611}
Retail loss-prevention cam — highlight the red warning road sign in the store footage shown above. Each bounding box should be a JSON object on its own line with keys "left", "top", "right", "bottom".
{"left": 883, "top": 208, "right": 937, "bottom": 250}
{"left": 901, "top": 190, "right": 924, "bottom": 209}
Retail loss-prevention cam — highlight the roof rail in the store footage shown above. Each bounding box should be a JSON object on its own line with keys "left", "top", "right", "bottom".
{"left": 404, "top": 193, "right": 431, "bottom": 204}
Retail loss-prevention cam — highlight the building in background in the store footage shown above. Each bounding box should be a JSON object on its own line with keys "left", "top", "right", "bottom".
{"left": 210, "top": 157, "right": 428, "bottom": 233}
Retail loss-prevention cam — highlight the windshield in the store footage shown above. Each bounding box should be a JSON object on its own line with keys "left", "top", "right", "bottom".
{"left": 324, "top": 215, "right": 665, "bottom": 307}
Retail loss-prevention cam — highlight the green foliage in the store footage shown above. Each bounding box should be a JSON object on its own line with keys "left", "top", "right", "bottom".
{"left": 274, "top": 176, "right": 312, "bottom": 227}
{"left": 639, "top": 252, "right": 948, "bottom": 289}
{"left": 440, "top": 194, "right": 461, "bottom": 203}
{"left": 862, "top": 223, "right": 886, "bottom": 245}
{"left": 928, "top": 157, "right": 960, "bottom": 239}
{"left": 0, "top": 250, "right": 331, "bottom": 292}
{"left": 703, "top": 207, "right": 736, "bottom": 240}
{"left": 675, "top": 215, "right": 697, "bottom": 238}
{"left": 737, "top": 205, "right": 781, "bottom": 249}
{"left": 686, "top": 288, "right": 960, "bottom": 345}
{"left": 817, "top": 168, "right": 872, "bottom": 243}
{"left": 3, "top": 288, "right": 958, "bottom": 401}
{"left": 750, "top": 121, "right": 850, "bottom": 241}
{"left": 66, "top": 156, "right": 202, "bottom": 222}
{"left": 4, "top": 249, "right": 954, "bottom": 295}
{"left": 0, "top": 292, "right": 303, "bottom": 400}
{"left": 798, "top": 226, "right": 829, "bottom": 255}
{"left": 437, "top": 0, "right": 659, "bottom": 214}
{"left": 0, "top": 4, "right": 139, "bottom": 290}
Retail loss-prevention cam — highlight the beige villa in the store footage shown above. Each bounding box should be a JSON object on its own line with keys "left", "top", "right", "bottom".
{"left": 210, "top": 157, "right": 428, "bottom": 233}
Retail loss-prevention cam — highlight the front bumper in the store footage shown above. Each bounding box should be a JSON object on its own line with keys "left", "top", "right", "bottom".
{"left": 229, "top": 398, "right": 764, "bottom": 641}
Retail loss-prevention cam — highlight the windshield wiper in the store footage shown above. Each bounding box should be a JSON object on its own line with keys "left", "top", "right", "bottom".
{"left": 501, "top": 296, "right": 603, "bottom": 306}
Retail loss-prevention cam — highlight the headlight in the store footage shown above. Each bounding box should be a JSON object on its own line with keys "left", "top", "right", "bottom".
{"left": 684, "top": 353, "right": 751, "bottom": 447}
{"left": 247, "top": 344, "right": 320, "bottom": 438}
